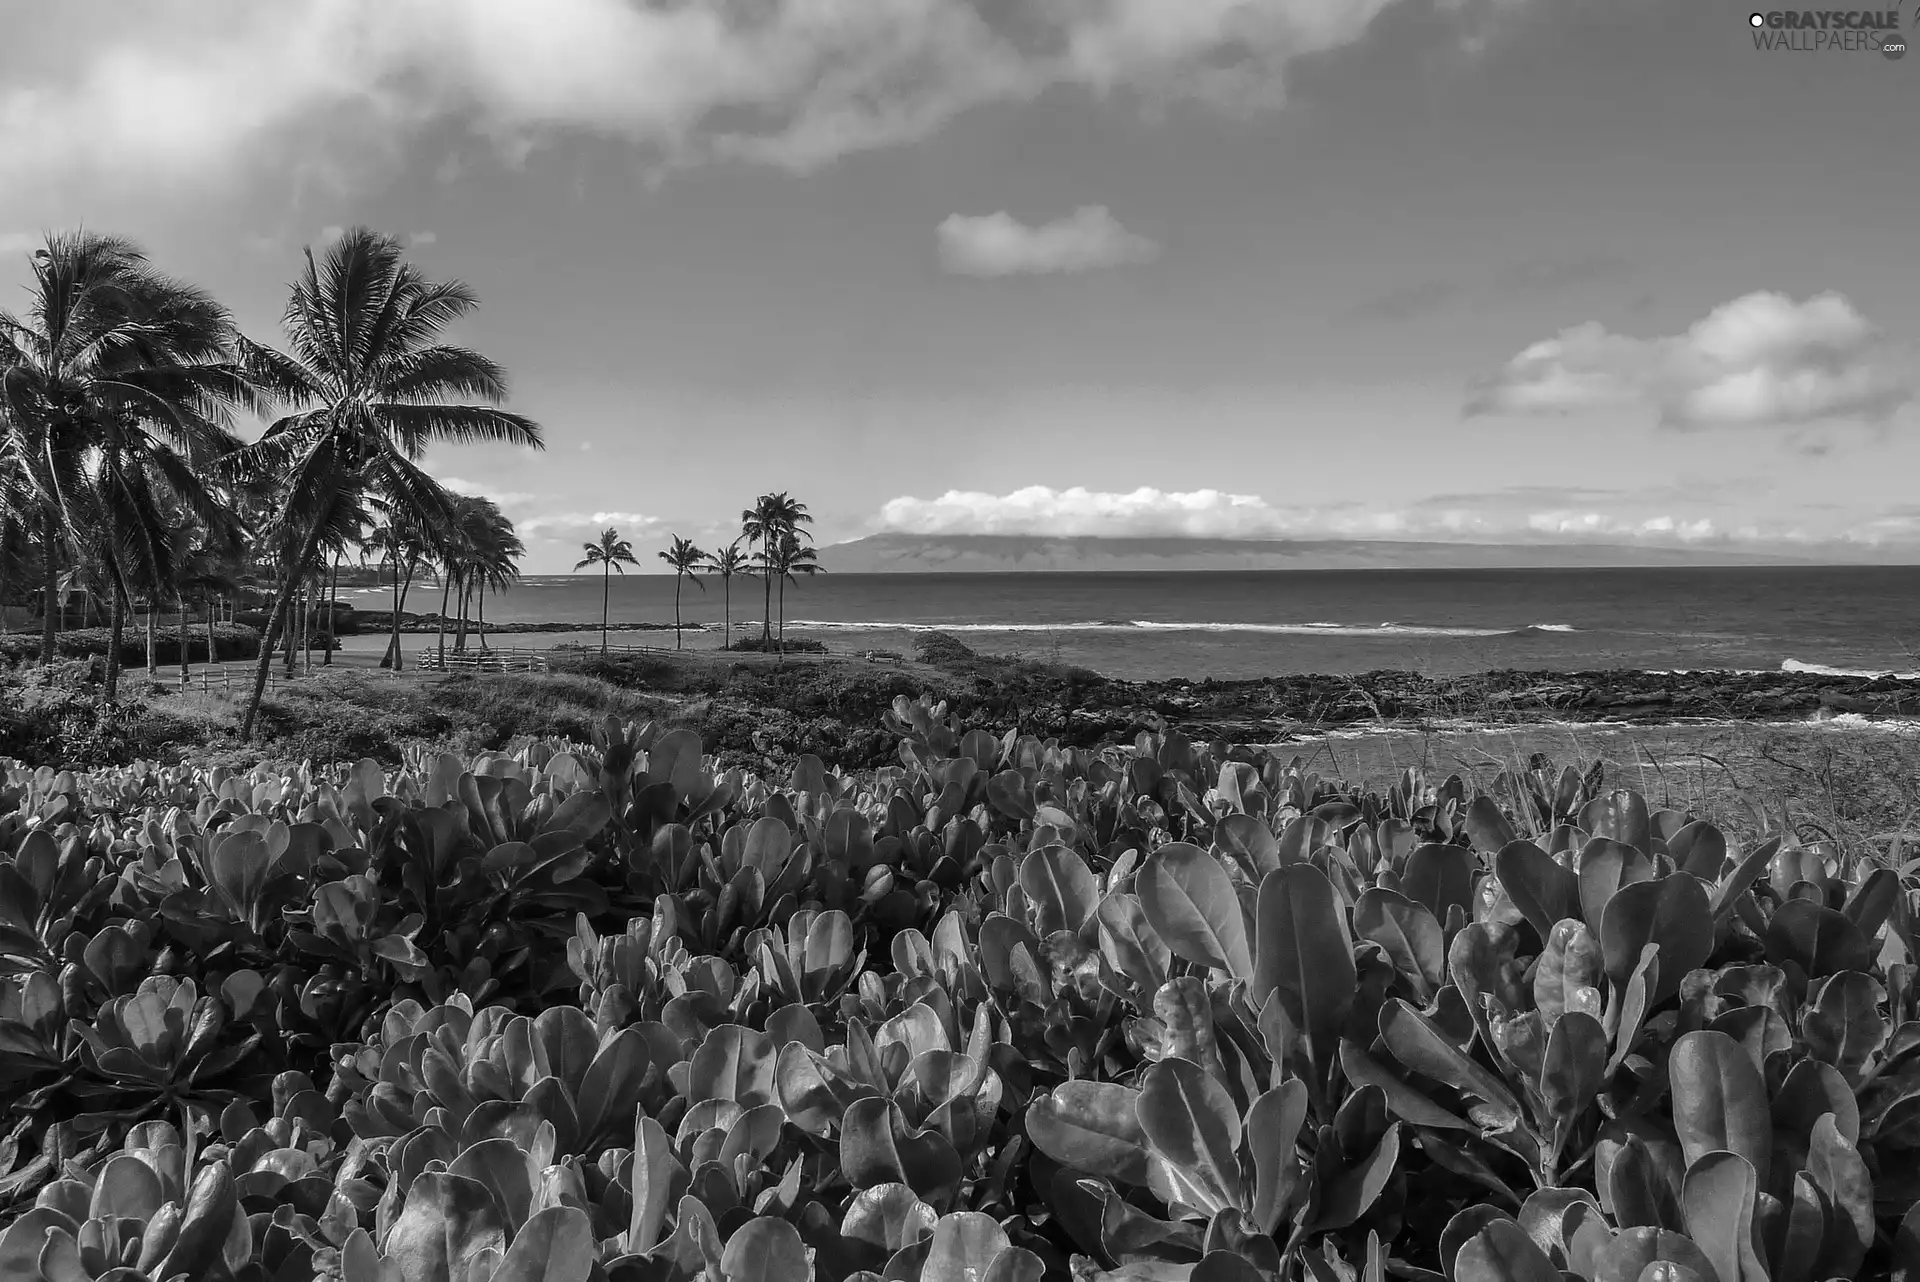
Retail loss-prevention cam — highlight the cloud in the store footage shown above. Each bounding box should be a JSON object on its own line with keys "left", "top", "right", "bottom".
{"left": 1465, "top": 290, "right": 1916, "bottom": 428}
{"left": 439, "top": 476, "right": 537, "bottom": 506}
{"left": 0, "top": 230, "right": 41, "bottom": 255}
{"left": 0, "top": 0, "right": 1517, "bottom": 213}
{"left": 872, "top": 485, "right": 1761, "bottom": 546}
{"left": 518, "top": 511, "right": 665, "bottom": 538}
{"left": 938, "top": 206, "right": 1159, "bottom": 277}
{"left": 408, "top": 229, "right": 438, "bottom": 246}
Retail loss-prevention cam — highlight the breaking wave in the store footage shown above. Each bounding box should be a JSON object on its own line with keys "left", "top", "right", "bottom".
{"left": 782, "top": 619, "right": 1582, "bottom": 638}
{"left": 1781, "top": 658, "right": 1920, "bottom": 680}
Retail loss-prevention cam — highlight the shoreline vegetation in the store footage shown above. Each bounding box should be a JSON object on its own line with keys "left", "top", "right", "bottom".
{"left": 8, "top": 629, "right": 1920, "bottom": 851}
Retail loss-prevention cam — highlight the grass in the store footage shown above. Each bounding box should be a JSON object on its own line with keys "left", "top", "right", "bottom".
{"left": 9, "top": 637, "right": 1920, "bottom": 859}
{"left": 1280, "top": 717, "right": 1920, "bottom": 853}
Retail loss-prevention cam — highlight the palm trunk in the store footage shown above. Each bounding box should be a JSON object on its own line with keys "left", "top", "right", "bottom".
{"left": 303, "top": 574, "right": 314, "bottom": 674}
{"left": 477, "top": 586, "right": 487, "bottom": 651}
{"left": 179, "top": 593, "right": 190, "bottom": 679}
{"left": 241, "top": 515, "right": 329, "bottom": 742}
{"left": 324, "top": 555, "right": 339, "bottom": 666}
{"left": 456, "top": 580, "right": 471, "bottom": 651}
{"left": 437, "top": 570, "right": 452, "bottom": 668}
{"left": 673, "top": 576, "right": 683, "bottom": 650}
{"left": 760, "top": 543, "right": 773, "bottom": 644}
{"left": 384, "top": 554, "right": 401, "bottom": 669}
{"left": 39, "top": 514, "right": 58, "bottom": 664}
{"left": 146, "top": 594, "right": 158, "bottom": 675}
{"left": 723, "top": 578, "right": 731, "bottom": 649}
{"left": 601, "top": 563, "right": 610, "bottom": 655}
{"left": 105, "top": 584, "right": 127, "bottom": 705}
{"left": 777, "top": 575, "right": 786, "bottom": 657}
{"left": 205, "top": 597, "right": 216, "bottom": 667}
{"left": 282, "top": 570, "right": 298, "bottom": 675}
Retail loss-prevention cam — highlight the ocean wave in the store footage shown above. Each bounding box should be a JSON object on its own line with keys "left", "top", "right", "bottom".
{"left": 1782, "top": 658, "right": 1920, "bottom": 680}
{"left": 785, "top": 620, "right": 1123, "bottom": 633}
{"left": 1126, "top": 620, "right": 1516, "bottom": 638}
{"left": 780, "top": 618, "right": 1580, "bottom": 638}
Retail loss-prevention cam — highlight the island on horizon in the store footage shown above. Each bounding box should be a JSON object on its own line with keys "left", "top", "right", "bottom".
{"left": 813, "top": 532, "right": 1834, "bottom": 574}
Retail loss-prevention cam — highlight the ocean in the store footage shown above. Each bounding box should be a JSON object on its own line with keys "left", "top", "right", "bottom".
{"left": 339, "top": 566, "right": 1920, "bottom": 682}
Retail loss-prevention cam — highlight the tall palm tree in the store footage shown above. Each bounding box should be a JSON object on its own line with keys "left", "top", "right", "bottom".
{"left": 770, "top": 530, "right": 823, "bottom": 656}
{"left": 232, "top": 228, "right": 541, "bottom": 739}
{"left": 463, "top": 501, "right": 522, "bottom": 654}
{"left": 0, "top": 409, "right": 32, "bottom": 634}
{"left": 658, "top": 535, "right": 707, "bottom": 650}
{"left": 0, "top": 460, "right": 31, "bottom": 636}
{"left": 364, "top": 496, "right": 454, "bottom": 671}
{"left": 0, "top": 232, "right": 255, "bottom": 700}
{"left": 704, "top": 540, "right": 751, "bottom": 650}
{"left": 740, "top": 492, "right": 811, "bottom": 646}
{"left": 575, "top": 527, "right": 637, "bottom": 655}
{"left": 170, "top": 517, "right": 243, "bottom": 677}
{"left": 433, "top": 495, "right": 481, "bottom": 668}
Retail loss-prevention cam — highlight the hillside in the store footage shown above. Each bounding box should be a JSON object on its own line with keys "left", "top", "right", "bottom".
{"left": 816, "top": 533, "right": 1809, "bottom": 574}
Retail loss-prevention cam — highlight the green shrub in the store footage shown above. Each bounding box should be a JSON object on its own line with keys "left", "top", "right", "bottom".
{"left": 723, "top": 634, "right": 828, "bottom": 654}
{"left": 0, "top": 694, "right": 1916, "bottom": 1281}
{"left": 0, "top": 621, "right": 263, "bottom": 664}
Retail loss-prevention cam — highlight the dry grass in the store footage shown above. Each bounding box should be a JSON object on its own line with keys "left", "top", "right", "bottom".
{"left": 1281, "top": 717, "right": 1920, "bottom": 854}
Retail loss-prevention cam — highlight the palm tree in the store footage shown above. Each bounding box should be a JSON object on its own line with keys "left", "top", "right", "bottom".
{"left": 170, "top": 520, "right": 243, "bottom": 678}
{"left": 740, "top": 493, "right": 812, "bottom": 646}
{"left": 433, "top": 495, "right": 481, "bottom": 668}
{"left": 0, "top": 232, "right": 255, "bottom": 700}
{"left": 463, "top": 501, "right": 523, "bottom": 654}
{"left": 575, "top": 527, "right": 637, "bottom": 655}
{"left": 232, "top": 228, "right": 541, "bottom": 739}
{"left": 770, "top": 529, "right": 823, "bottom": 656}
{"left": 704, "top": 540, "right": 751, "bottom": 650}
{"left": 364, "top": 496, "right": 454, "bottom": 671}
{"left": 658, "top": 535, "right": 707, "bottom": 650}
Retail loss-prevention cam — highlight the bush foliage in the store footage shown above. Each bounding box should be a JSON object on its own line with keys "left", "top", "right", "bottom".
{"left": 0, "top": 623, "right": 264, "bottom": 665}
{"left": 0, "top": 693, "right": 1916, "bottom": 1281}
{"left": 723, "top": 637, "right": 829, "bottom": 655}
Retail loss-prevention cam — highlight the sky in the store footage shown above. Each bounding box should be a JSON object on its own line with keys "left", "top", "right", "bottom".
{"left": 1, "top": 0, "right": 1915, "bottom": 573}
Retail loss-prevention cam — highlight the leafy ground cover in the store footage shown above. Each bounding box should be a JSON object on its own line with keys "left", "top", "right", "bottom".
{"left": 2, "top": 685, "right": 1919, "bottom": 1281}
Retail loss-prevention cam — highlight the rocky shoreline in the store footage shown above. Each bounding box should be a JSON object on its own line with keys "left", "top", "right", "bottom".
{"left": 349, "top": 612, "right": 685, "bottom": 635}
{"left": 553, "top": 634, "right": 1920, "bottom": 768}
{"left": 1104, "top": 667, "right": 1920, "bottom": 742}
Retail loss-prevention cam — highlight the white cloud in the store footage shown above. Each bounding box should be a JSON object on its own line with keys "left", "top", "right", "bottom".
{"left": 938, "top": 206, "right": 1159, "bottom": 277}
{"left": 408, "top": 229, "right": 438, "bottom": 246}
{"left": 318, "top": 224, "right": 346, "bottom": 245}
{"left": 518, "top": 511, "right": 665, "bottom": 538}
{"left": 871, "top": 485, "right": 1813, "bottom": 547}
{"left": 439, "top": 476, "right": 537, "bottom": 506}
{"left": 1465, "top": 291, "right": 1915, "bottom": 429}
{"left": 0, "top": 0, "right": 1515, "bottom": 212}
{"left": 0, "top": 231, "right": 41, "bottom": 255}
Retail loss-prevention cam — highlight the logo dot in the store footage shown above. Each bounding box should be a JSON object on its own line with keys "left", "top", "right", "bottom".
{"left": 1749, "top": 11, "right": 1765, "bottom": 25}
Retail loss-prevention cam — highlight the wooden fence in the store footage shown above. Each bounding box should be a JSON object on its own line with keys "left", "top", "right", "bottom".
{"left": 414, "top": 647, "right": 554, "bottom": 673}
{"left": 165, "top": 662, "right": 394, "bottom": 695}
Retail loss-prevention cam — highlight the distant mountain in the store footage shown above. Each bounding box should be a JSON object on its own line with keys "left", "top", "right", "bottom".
{"left": 816, "top": 534, "right": 1818, "bottom": 574}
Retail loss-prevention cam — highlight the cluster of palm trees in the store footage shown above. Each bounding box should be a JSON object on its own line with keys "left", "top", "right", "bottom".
{"left": 0, "top": 227, "right": 542, "bottom": 740}
{"left": 359, "top": 495, "right": 524, "bottom": 670}
{"left": 578, "top": 492, "right": 822, "bottom": 654}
